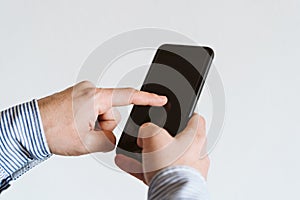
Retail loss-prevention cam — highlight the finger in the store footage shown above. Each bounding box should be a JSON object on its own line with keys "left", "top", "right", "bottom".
{"left": 98, "top": 88, "right": 167, "bottom": 107}
{"left": 175, "top": 113, "right": 206, "bottom": 151}
{"left": 83, "top": 130, "right": 116, "bottom": 153}
{"left": 99, "top": 107, "right": 121, "bottom": 121}
{"left": 115, "top": 154, "right": 146, "bottom": 184}
{"left": 98, "top": 121, "right": 118, "bottom": 131}
{"left": 137, "top": 122, "right": 173, "bottom": 152}
{"left": 97, "top": 108, "right": 121, "bottom": 131}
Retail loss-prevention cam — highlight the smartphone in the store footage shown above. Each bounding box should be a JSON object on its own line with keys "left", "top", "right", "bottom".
{"left": 116, "top": 44, "right": 214, "bottom": 161}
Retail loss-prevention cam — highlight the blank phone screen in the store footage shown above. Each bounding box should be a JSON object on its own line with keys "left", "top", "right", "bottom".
{"left": 117, "top": 44, "right": 214, "bottom": 161}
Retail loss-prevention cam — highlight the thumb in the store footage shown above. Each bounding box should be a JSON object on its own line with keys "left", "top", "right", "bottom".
{"left": 83, "top": 130, "right": 116, "bottom": 153}
{"left": 137, "top": 122, "right": 173, "bottom": 153}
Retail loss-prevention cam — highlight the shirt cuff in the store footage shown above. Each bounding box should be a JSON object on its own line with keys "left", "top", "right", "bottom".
{"left": 0, "top": 99, "right": 52, "bottom": 190}
{"left": 148, "top": 166, "right": 209, "bottom": 200}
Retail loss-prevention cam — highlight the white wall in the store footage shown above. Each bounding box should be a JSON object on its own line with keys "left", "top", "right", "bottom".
{"left": 0, "top": 0, "right": 299, "bottom": 199}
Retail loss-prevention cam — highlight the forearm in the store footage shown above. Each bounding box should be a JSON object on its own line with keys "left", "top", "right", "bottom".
{"left": 0, "top": 100, "right": 51, "bottom": 193}
{"left": 148, "top": 166, "right": 209, "bottom": 200}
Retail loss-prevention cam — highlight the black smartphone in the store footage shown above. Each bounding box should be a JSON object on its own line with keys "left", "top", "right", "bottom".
{"left": 116, "top": 44, "right": 214, "bottom": 161}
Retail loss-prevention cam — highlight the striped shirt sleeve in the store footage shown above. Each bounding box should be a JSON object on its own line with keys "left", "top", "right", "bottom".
{"left": 148, "top": 166, "right": 209, "bottom": 200}
{"left": 0, "top": 99, "right": 51, "bottom": 193}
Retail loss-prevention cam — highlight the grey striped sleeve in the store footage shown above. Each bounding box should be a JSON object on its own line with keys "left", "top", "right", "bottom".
{"left": 148, "top": 166, "right": 209, "bottom": 200}
{"left": 0, "top": 100, "right": 51, "bottom": 192}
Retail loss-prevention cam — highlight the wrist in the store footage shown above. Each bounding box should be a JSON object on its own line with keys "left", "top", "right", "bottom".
{"left": 37, "top": 97, "right": 54, "bottom": 154}
{"left": 37, "top": 90, "right": 75, "bottom": 156}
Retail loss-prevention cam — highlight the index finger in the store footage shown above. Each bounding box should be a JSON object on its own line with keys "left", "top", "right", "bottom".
{"left": 98, "top": 88, "right": 168, "bottom": 107}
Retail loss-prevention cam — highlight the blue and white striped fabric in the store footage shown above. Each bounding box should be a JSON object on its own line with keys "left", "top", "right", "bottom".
{"left": 148, "top": 166, "right": 209, "bottom": 200}
{"left": 0, "top": 100, "right": 51, "bottom": 192}
{"left": 0, "top": 100, "right": 209, "bottom": 199}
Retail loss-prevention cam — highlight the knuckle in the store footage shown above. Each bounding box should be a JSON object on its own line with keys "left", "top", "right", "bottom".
{"left": 79, "top": 80, "right": 94, "bottom": 87}
{"left": 125, "top": 87, "right": 137, "bottom": 103}
{"left": 96, "top": 87, "right": 105, "bottom": 94}
{"left": 96, "top": 88, "right": 111, "bottom": 102}
{"left": 150, "top": 93, "right": 158, "bottom": 102}
{"left": 84, "top": 88, "right": 97, "bottom": 98}
{"left": 95, "top": 88, "right": 104, "bottom": 98}
{"left": 75, "top": 81, "right": 97, "bottom": 98}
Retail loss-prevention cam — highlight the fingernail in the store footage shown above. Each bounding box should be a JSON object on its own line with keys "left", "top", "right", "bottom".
{"left": 160, "top": 96, "right": 167, "bottom": 102}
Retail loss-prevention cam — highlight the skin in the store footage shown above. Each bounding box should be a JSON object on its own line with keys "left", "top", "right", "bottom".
{"left": 115, "top": 114, "right": 210, "bottom": 184}
{"left": 38, "top": 81, "right": 167, "bottom": 156}
{"left": 38, "top": 81, "right": 209, "bottom": 185}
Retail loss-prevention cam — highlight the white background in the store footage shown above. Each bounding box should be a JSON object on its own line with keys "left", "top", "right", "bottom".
{"left": 0, "top": 0, "right": 299, "bottom": 199}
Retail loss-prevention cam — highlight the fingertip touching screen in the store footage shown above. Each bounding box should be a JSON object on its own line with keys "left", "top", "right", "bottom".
{"left": 117, "top": 44, "right": 214, "bottom": 161}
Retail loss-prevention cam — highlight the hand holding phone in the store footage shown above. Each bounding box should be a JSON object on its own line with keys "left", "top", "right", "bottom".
{"left": 115, "top": 113, "right": 210, "bottom": 185}
{"left": 116, "top": 44, "right": 214, "bottom": 161}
